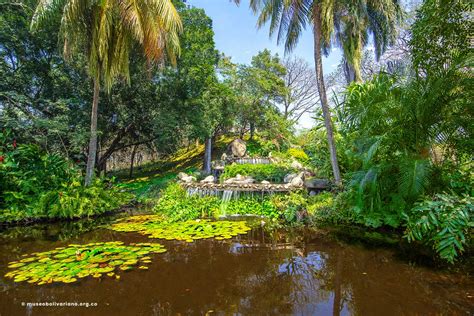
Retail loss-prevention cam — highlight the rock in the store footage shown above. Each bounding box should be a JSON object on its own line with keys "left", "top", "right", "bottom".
{"left": 181, "top": 176, "right": 196, "bottom": 183}
{"left": 284, "top": 173, "right": 298, "bottom": 183}
{"left": 304, "top": 178, "right": 331, "bottom": 189}
{"left": 261, "top": 180, "right": 270, "bottom": 184}
{"left": 227, "top": 138, "right": 247, "bottom": 157}
{"left": 177, "top": 172, "right": 188, "bottom": 180}
{"left": 242, "top": 177, "right": 255, "bottom": 184}
{"left": 290, "top": 175, "right": 304, "bottom": 187}
{"left": 291, "top": 160, "right": 304, "bottom": 170}
{"left": 224, "top": 178, "right": 235, "bottom": 184}
{"left": 221, "top": 153, "right": 228, "bottom": 161}
{"left": 200, "top": 175, "right": 215, "bottom": 183}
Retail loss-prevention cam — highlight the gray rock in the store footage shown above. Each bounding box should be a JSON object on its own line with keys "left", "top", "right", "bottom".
{"left": 304, "top": 178, "right": 331, "bottom": 189}
{"left": 291, "top": 160, "right": 304, "bottom": 170}
{"left": 284, "top": 173, "right": 298, "bottom": 183}
{"left": 181, "top": 176, "right": 196, "bottom": 183}
{"left": 227, "top": 138, "right": 247, "bottom": 157}
{"left": 177, "top": 172, "right": 188, "bottom": 180}
{"left": 290, "top": 175, "right": 304, "bottom": 187}
{"left": 200, "top": 175, "right": 215, "bottom": 183}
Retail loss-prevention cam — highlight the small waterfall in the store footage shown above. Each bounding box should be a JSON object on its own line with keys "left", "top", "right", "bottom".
{"left": 220, "top": 190, "right": 233, "bottom": 216}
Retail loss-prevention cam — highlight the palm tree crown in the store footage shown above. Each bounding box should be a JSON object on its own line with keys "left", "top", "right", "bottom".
{"left": 31, "top": 0, "right": 182, "bottom": 90}
{"left": 239, "top": 0, "right": 401, "bottom": 82}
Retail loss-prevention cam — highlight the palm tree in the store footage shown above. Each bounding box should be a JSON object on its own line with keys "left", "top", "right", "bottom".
{"left": 31, "top": 0, "right": 182, "bottom": 185}
{"left": 235, "top": 0, "right": 400, "bottom": 184}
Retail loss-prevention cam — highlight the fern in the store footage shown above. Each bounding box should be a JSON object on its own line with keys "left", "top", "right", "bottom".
{"left": 399, "top": 158, "right": 431, "bottom": 199}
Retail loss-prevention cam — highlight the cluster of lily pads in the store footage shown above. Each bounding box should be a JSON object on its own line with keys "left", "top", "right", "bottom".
{"left": 5, "top": 241, "right": 166, "bottom": 285}
{"left": 110, "top": 216, "right": 251, "bottom": 242}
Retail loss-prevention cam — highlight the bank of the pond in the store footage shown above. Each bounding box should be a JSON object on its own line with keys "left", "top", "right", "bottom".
{"left": 0, "top": 214, "right": 473, "bottom": 316}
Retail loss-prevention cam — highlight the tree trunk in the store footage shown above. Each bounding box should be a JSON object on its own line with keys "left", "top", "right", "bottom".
{"left": 313, "top": 6, "right": 342, "bottom": 185}
{"left": 129, "top": 144, "right": 138, "bottom": 179}
{"left": 85, "top": 78, "right": 100, "bottom": 186}
{"left": 249, "top": 121, "right": 255, "bottom": 140}
{"left": 203, "top": 137, "right": 212, "bottom": 175}
{"left": 343, "top": 58, "right": 361, "bottom": 84}
{"left": 343, "top": 59, "right": 356, "bottom": 84}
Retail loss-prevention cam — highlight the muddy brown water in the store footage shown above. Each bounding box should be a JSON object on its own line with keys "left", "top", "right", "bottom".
{"left": 0, "top": 214, "right": 472, "bottom": 316}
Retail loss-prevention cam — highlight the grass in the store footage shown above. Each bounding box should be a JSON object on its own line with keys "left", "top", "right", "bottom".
{"left": 112, "top": 135, "right": 237, "bottom": 200}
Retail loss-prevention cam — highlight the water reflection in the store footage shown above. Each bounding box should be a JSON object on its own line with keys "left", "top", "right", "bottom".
{"left": 0, "top": 217, "right": 472, "bottom": 315}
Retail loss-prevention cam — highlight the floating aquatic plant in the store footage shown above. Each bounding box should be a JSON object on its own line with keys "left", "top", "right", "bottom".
{"left": 110, "top": 216, "right": 251, "bottom": 242}
{"left": 5, "top": 241, "right": 166, "bottom": 285}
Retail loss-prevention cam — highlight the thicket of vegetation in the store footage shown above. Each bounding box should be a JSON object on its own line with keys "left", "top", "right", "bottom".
{"left": 0, "top": 0, "right": 472, "bottom": 263}
{"left": 0, "top": 130, "right": 132, "bottom": 222}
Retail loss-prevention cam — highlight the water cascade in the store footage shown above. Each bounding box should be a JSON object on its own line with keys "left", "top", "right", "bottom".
{"left": 220, "top": 190, "right": 234, "bottom": 216}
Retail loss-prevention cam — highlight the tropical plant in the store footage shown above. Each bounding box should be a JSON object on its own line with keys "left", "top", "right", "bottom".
{"left": 403, "top": 194, "right": 473, "bottom": 263}
{"left": 235, "top": 0, "right": 402, "bottom": 185}
{"left": 0, "top": 132, "right": 132, "bottom": 222}
{"left": 31, "top": 0, "right": 182, "bottom": 185}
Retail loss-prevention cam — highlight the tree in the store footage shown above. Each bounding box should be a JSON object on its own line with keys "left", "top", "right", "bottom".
{"left": 228, "top": 50, "right": 287, "bottom": 139}
{"left": 31, "top": 0, "right": 182, "bottom": 185}
{"left": 235, "top": 0, "right": 401, "bottom": 185}
{"left": 282, "top": 56, "right": 319, "bottom": 124}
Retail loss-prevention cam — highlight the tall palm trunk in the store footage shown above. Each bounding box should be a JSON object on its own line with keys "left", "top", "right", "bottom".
{"left": 85, "top": 78, "right": 100, "bottom": 186}
{"left": 313, "top": 5, "right": 342, "bottom": 185}
{"left": 203, "top": 137, "right": 212, "bottom": 175}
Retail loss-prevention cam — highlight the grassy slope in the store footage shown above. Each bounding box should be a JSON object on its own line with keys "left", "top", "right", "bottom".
{"left": 113, "top": 135, "right": 236, "bottom": 199}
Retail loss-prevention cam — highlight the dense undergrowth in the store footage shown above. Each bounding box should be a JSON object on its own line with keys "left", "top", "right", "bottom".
{"left": 0, "top": 131, "right": 132, "bottom": 223}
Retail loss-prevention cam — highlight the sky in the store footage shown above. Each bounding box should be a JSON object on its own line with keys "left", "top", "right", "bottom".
{"left": 186, "top": 0, "right": 344, "bottom": 129}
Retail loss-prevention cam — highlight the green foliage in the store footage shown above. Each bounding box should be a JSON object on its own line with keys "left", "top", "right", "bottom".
{"left": 220, "top": 164, "right": 295, "bottom": 183}
{"left": 287, "top": 148, "right": 309, "bottom": 163}
{"left": 270, "top": 192, "right": 307, "bottom": 223}
{"left": 0, "top": 133, "right": 132, "bottom": 222}
{"left": 404, "top": 194, "right": 473, "bottom": 263}
{"left": 154, "top": 183, "right": 308, "bottom": 223}
{"left": 4, "top": 241, "right": 166, "bottom": 285}
{"left": 153, "top": 183, "right": 219, "bottom": 222}
{"left": 411, "top": 0, "right": 473, "bottom": 78}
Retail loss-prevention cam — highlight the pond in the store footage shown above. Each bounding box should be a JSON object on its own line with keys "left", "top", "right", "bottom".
{"left": 0, "top": 212, "right": 472, "bottom": 316}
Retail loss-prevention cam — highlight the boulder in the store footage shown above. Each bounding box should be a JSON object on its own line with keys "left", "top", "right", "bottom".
{"left": 304, "top": 178, "right": 331, "bottom": 190}
{"left": 290, "top": 175, "right": 304, "bottom": 187}
{"left": 200, "top": 175, "right": 215, "bottom": 183}
{"left": 181, "top": 176, "right": 196, "bottom": 183}
{"left": 227, "top": 138, "right": 247, "bottom": 157}
{"left": 261, "top": 180, "right": 270, "bottom": 184}
{"left": 177, "top": 172, "right": 188, "bottom": 180}
{"left": 284, "top": 173, "right": 298, "bottom": 183}
{"left": 242, "top": 177, "right": 255, "bottom": 184}
{"left": 291, "top": 160, "right": 304, "bottom": 170}
{"left": 221, "top": 153, "right": 228, "bottom": 161}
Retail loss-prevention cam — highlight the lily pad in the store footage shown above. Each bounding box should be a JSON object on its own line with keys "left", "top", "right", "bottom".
{"left": 5, "top": 241, "right": 167, "bottom": 285}
{"left": 109, "top": 216, "right": 251, "bottom": 243}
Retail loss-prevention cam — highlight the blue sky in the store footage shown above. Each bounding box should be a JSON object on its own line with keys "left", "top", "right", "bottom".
{"left": 185, "top": 0, "right": 344, "bottom": 128}
{"left": 186, "top": 0, "right": 342, "bottom": 73}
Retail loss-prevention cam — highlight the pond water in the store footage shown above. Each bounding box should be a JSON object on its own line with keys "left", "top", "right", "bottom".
{"left": 0, "top": 213, "right": 472, "bottom": 316}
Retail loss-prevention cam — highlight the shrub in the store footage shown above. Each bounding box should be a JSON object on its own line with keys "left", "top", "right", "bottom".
{"left": 220, "top": 163, "right": 295, "bottom": 183}
{"left": 153, "top": 183, "right": 219, "bottom": 222}
{"left": 403, "top": 193, "right": 473, "bottom": 263}
{"left": 154, "top": 183, "right": 305, "bottom": 223}
{"left": 0, "top": 134, "right": 132, "bottom": 222}
{"left": 287, "top": 148, "right": 309, "bottom": 163}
